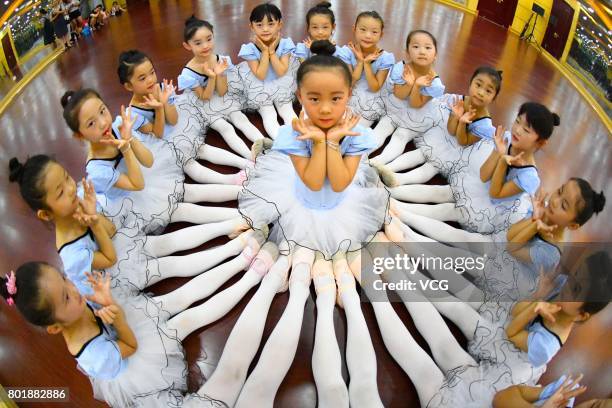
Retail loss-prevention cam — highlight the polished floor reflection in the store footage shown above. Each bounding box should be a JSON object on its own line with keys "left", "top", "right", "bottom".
{"left": 0, "top": 1, "right": 610, "bottom": 407}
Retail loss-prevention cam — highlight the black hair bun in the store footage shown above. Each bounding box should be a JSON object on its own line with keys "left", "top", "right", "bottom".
{"left": 593, "top": 191, "right": 606, "bottom": 214}
{"left": 8, "top": 157, "right": 24, "bottom": 183}
{"left": 60, "top": 90, "right": 74, "bottom": 108}
{"left": 310, "top": 40, "right": 336, "bottom": 56}
{"left": 316, "top": 1, "right": 332, "bottom": 8}
{"left": 185, "top": 14, "right": 199, "bottom": 26}
{"left": 552, "top": 112, "right": 560, "bottom": 126}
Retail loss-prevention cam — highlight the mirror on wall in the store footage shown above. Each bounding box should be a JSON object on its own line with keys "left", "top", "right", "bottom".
{"left": 566, "top": 1, "right": 611, "bottom": 116}
{"left": 0, "top": 0, "right": 109, "bottom": 101}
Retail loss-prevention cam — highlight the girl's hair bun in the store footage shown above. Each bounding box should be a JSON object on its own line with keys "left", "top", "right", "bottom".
{"left": 60, "top": 90, "right": 75, "bottom": 108}
{"left": 552, "top": 113, "right": 560, "bottom": 127}
{"left": 310, "top": 39, "right": 336, "bottom": 56}
{"left": 8, "top": 157, "right": 24, "bottom": 183}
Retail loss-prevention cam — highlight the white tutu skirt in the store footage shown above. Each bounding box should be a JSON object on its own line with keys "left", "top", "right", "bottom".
{"left": 89, "top": 287, "right": 187, "bottom": 407}
{"left": 349, "top": 80, "right": 387, "bottom": 122}
{"left": 238, "top": 151, "right": 390, "bottom": 258}
{"left": 426, "top": 357, "right": 543, "bottom": 408}
{"left": 381, "top": 83, "right": 446, "bottom": 132}
{"left": 169, "top": 94, "right": 210, "bottom": 168}
{"left": 182, "top": 68, "right": 246, "bottom": 126}
{"left": 447, "top": 164, "right": 532, "bottom": 235}
{"left": 101, "top": 132, "right": 184, "bottom": 236}
{"left": 236, "top": 61, "right": 296, "bottom": 109}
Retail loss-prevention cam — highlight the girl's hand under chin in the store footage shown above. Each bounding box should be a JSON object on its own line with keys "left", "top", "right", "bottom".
{"left": 292, "top": 111, "right": 326, "bottom": 143}
{"left": 326, "top": 110, "right": 361, "bottom": 143}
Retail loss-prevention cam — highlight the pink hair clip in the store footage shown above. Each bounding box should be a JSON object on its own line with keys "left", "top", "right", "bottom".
{"left": 6, "top": 271, "right": 17, "bottom": 295}
{"left": 5, "top": 271, "right": 16, "bottom": 307}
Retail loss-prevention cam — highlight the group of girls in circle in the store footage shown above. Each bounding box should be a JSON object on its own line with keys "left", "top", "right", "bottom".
{"left": 3, "top": 1, "right": 610, "bottom": 407}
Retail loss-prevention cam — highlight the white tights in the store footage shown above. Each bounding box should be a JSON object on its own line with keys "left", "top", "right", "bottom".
{"left": 229, "top": 110, "right": 265, "bottom": 142}
{"left": 371, "top": 127, "right": 418, "bottom": 164}
{"left": 143, "top": 217, "right": 247, "bottom": 258}
{"left": 197, "top": 144, "right": 250, "bottom": 170}
{"left": 144, "top": 230, "right": 262, "bottom": 287}
{"left": 170, "top": 203, "right": 239, "bottom": 225}
{"left": 183, "top": 160, "right": 244, "bottom": 185}
{"left": 235, "top": 248, "right": 314, "bottom": 408}
{"left": 371, "top": 116, "right": 396, "bottom": 150}
{"left": 183, "top": 184, "right": 241, "bottom": 204}
{"left": 390, "top": 184, "right": 454, "bottom": 204}
{"left": 210, "top": 119, "right": 251, "bottom": 159}
{"left": 312, "top": 256, "right": 349, "bottom": 408}
{"left": 195, "top": 253, "right": 289, "bottom": 406}
{"left": 259, "top": 102, "right": 297, "bottom": 139}
{"left": 334, "top": 256, "right": 383, "bottom": 408}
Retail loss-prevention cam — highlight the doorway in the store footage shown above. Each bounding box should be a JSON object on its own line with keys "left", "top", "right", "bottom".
{"left": 477, "top": 0, "right": 519, "bottom": 28}
{"left": 542, "top": 0, "right": 575, "bottom": 59}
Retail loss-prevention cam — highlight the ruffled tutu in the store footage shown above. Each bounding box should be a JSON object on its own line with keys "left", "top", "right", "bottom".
{"left": 183, "top": 67, "right": 246, "bottom": 126}
{"left": 238, "top": 150, "right": 390, "bottom": 258}
{"left": 168, "top": 94, "right": 210, "bottom": 168}
{"left": 426, "top": 357, "right": 543, "bottom": 408}
{"left": 89, "top": 285, "right": 187, "bottom": 407}
{"left": 380, "top": 82, "right": 446, "bottom": 132}
{"left": 236, "top": 61, "right": 296, "bottom": 109}
{"left": 349, "top": 80, "right": 387, "bottom": 122}
{"left": 446, "top": 164, "right": 532, "bottom": 235}
{"left": 112, "top": 131, "right": 184, "bottom": 235}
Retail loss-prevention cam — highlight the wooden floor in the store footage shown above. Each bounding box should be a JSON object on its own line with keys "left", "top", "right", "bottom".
{"left": 0, "top": 1, "right": 610, "bottom": 407}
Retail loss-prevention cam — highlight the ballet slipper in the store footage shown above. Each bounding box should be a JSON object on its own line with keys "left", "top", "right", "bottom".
{"left": 370, "top": 161, "right": 398, "bottom": 187}
{"left": 232, "top": 169, "right": 248, "bottom": 186}
{"left": 239, "top": 230, "right": 267, "bottom": 266}
{"left": 331, "top": 252, "right": 355, "bottom": 309}
{"left": 289, "top": 262, "right": 313, "bottom": 291}
{"left": 251, "top": 138, "right": 274, "bottom": 159}
{"left": 346, "top": 250, "right": 362, "bottom": 285}
{"left": 384, "top": 217, "right": 406, "bottom": 243}
{"left": 292, "top": 247, "right": 315, "bottom": 268}
{"left": 249, "top": 242, "right": 280, "bottom": 277}
{"left": 228, "top": 218, "right": 250, "bottom": 239}
{"left": 311, "top": 252, "right": 336, "bottom": 297}
{"left": 269, "top": 255, "right": 292, "bottom": 293}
